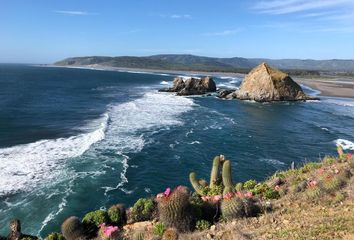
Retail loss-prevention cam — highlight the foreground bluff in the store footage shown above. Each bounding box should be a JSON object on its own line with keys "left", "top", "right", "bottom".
{"left": 159, "top": 76, "right": 216, "bottom": 95}
{"left": 227, "top": 63, "right": 318, "bottom": 102}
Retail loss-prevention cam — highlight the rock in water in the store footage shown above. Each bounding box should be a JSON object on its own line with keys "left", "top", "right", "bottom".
{"left": 234, "top": 63, "right": 318, "bottom": 102}
{"left": 159, "top": 76, "right": 216, "bottom": 95}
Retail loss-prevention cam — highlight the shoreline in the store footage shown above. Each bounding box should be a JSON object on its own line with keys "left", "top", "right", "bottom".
{"left": 47, "top": 64, "right": 354, "bottom": 99}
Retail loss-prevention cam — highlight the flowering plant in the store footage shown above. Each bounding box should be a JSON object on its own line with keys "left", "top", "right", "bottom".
{"left": 307, "top": 180, "right": 317, "bottom": 188}
{"left": 99, "top": 223, "right": 119, "bottom": 240}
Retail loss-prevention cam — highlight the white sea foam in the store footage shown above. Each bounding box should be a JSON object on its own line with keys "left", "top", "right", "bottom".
{"left": 300, "top": 84, "right": 321, "bottom": 96}
{"left": 335, "top": 139, "right": 354, "bottom": 150}
{"left": 160, "top": 81, "right": 169, "bottom": 85}
{"left": 98, "top": 91, "right": 195, "bottom": 193}
{"left": 259, "top": 158, "right": 286, "bottom": 166}
{"left": 0, "top": 114, "right": 109, "bottom": 196}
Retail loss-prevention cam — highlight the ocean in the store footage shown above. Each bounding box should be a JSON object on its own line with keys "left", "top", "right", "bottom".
{"left": 0, "top": 64, "right": 353, "bottom": 237}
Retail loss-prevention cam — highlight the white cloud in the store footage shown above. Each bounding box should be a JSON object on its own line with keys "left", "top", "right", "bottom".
{"left": 159, "top": 14, "right": 192, "bottom": 19}
{"left": 253, "top": 0, "right": 354, "bottom": 15}
{"left": 55, "top": 10, "right": 97, "bottom": 16}
{"left": 202, "top": 29, "right": 240, "bottom": 36}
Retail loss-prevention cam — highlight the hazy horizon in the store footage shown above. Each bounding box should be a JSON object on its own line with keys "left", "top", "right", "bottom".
{"left": 1, "top": 0, "right": 354, "bottom": 63}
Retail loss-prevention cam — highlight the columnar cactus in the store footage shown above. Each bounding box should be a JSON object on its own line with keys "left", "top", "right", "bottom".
{"left": 156, "top": 186, "right": 194, "bottom": 232}
{"left": 222, "top": 160, "right": 235, "bottom": 195}
{"left": 210, "top": 156, "right": 221, "bottom": 188}
{"left": 61, "top": 216, "right": 86, "bottom": 240}
{"left": 189, "top": 172, "right": 205, "bottom": 195}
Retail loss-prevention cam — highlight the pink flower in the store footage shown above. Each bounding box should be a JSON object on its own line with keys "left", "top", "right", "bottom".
{"left": 236, "top": 191, "right": 243, "bottom": 198}
{"left": 308, "top": 180, "right": 317, "bottom": 188}
{"left": 223, "top": 192, "right": 234, "bottom": 200}
{"left": 103, "top": 226, "right": 119, "bottom": 237}
{"left": 347, "top": 153, "right": 353, "bottom": 159}
{"left": 212, "top": 195, "right": 222, "bottom": 203}
{"left": 100, "top": 224, "right": 119, "bottom": 239}
{"left": 244, "top": 192, "right": 253, "bottom": 198}
{"left": 274, "top": 185, "right": 281, "bottom": 191}
{"left": 201, "top": 196, "right": 211, "bottom": 202}
{"left": 164, "top": 188, "right": 171, "bottom": 197}
{"left": 156, "top": 193, "right": 164, "bottom": 199}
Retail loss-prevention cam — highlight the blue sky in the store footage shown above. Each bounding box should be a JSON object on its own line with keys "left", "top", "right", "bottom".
{"left": 1, "top": 0, "right": 354, "bottom": 63}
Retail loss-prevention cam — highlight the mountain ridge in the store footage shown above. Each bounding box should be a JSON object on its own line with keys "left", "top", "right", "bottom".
{"left": 54, "top": 54, "right": 354, "bottom": 72}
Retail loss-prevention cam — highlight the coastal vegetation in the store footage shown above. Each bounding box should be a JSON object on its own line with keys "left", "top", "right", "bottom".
{"left": 54, "top": 54, "right": 354, "bottom": 74}
{"left": 2, "top": 146, "right": 353, "bottom": 239}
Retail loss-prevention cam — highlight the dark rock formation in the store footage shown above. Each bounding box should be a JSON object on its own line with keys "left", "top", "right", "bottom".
{"left": 226, "top": 63, "right": 319, "bottom": 102}
{"left": 217, "top": 89, "right": 235, "bottom": 99}
{"left": 5, "top": 219, "right": 38, "bottom": 240}
{"left": 159, "top": 76, "right": 216, "bottom": 96}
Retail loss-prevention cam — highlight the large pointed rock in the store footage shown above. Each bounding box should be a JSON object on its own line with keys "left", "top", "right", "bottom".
{"left": 234, "top": 63, "right": 317, "bottom": 102}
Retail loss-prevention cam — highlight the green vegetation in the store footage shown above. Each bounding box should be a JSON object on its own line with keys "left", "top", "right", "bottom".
{"left": 82, "top": 210, "right": 109, "bottom": 228}
{"left": 131, "top": 198, "right": 156, "bottom": 222}
{"left": 195, "top": 220, "right": 211, "bottom": 231}
{"left": 153, "top": 223, "right": 166, "bottom": 237}
{"left": 45, "top": 232, "right": 64, "bottom": 240}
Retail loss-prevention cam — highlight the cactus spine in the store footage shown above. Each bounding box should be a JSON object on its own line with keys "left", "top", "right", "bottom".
{"left": 222, "top": 160, "right": 235, "bottom": 195}
{"left": 61, "top": 216, "right": 86, "bottom": 240}
{"left": 210, "top": 156, "right": 221, "bottom": 188}
{"left": 157, "top": 186, "right": 194, "bottom": 232}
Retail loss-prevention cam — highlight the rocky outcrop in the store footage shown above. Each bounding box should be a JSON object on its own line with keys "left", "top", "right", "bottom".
{"left": 5, "top": 219, "right": 38, "bottom": 240}
{"left": 227, "top": 63, "right": 318, "bottom": 102}
{"left": 217, "top": 89, "right": 235, "bottom": 99}
{"left": 159, "top": 76, "right": 216, "bottom": 96}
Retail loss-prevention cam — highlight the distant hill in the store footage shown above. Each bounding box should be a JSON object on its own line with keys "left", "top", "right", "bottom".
{"left": 54, "top": 54, "right": 354, "bottom": 73}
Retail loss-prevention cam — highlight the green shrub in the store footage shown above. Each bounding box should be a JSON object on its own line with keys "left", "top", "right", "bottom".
{"left": 82, "top": 210, "right": 109, "bottom": 227}
{"left": 323, "top": 156, "right": 336, "bottom": 165}
{"left": 195, "top": 220, "right": 211, "bottom": 231}
{"left": 243, "top": 180, "right": 257, "bottom": 190}
{"left": 264, "top": 188, "right": 280, "bottom": 199}
{"left": 207, "top": 185, "right": 223, "bottom": 196}
{"left": 333, "top": 192, "right": 345, "bottom": 203}
{"left": 306, "top": 186, "right": 322, "bottom": 200}
{"left": 322, "top": 176, "right": 344, "bottom": 193}
{"left": 108, "top": 204, "right": 126, "bottom": 226}
{"left": 45, "top": 232, "right": 64, "bottom": 240}
{"left": 132, "top": 198, "right": 156, "bottom": 222}
{"left": 301, "top": 162, "right": 321, "bottom": 173}
{"left": 153, "top": 223, "right": 166, "bottom": 237}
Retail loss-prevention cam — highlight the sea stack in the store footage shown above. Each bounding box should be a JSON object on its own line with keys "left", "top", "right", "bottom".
{"left": 231, "top": 63, "right": 318, "bottom": 102}
{"left": 159, "top": 76, "right": 216, "bottom": 96}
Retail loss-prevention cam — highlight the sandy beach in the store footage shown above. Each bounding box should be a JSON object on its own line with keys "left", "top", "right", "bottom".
{"left": 50, "top": 64, "right": 354, "bottom": 99}
{"left": 296, "top": 78, "right": 354, "bottom": 98}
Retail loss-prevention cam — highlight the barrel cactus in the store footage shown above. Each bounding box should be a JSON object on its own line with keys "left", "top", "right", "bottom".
{"left": 61, "top": 216, "right": 86, "bottom": 240}
{"left": 221, "top": 193, "right": 261, "bottom": 221}
{"left": 156, "top": 186, "right": 194, "bottom": 232}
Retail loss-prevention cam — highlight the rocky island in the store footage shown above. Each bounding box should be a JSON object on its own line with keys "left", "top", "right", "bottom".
{"left": 221, "top": 63, "right": 319, "bottom": 102}
{"left": 159, "top": 76, "right": 216, "bottom": 96}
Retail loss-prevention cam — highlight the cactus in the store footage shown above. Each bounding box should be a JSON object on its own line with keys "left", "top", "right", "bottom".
{"left": 337, "top": 144, "right": 344, "bottom": 158}
{"left": 61, "top": 216, "right": 86, "bottom": 240}
{"left": 235, "top": 182, "right": 243, "bottom": 192}
{"left": 162, "top": 228, "right": 179, "bottom": 240}
{"left": 210, "top": 156, "right": 221, "bottom": 188}
{"left": 108, "top": 204, "right": 126, "bottom": 226}
{"left": 221, "top": 197, "right": 244, "bottom": 221}
{"left": 132, "top": 230, "right": 145, "bottom": 240}
{"left": 189, "top": 172, "right": 205, "bottom": 196}
{"left": 221, "top": 197, "right": 260, "bottom": 221}
{"left": 222, "top": 160, "right": 235, "bottom": 195}
{"left": 157, "top": 186, "right": 194, "bottom": 232}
